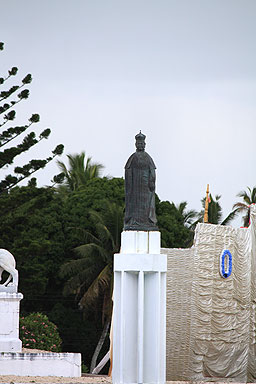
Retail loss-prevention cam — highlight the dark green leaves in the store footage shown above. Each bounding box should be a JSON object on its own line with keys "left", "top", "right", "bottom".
{"left": 52, "top": 172, "right": 65, "bottom": 184}
{"left": 0, "top": 85, "right": 19, "bottom": 100}
{"left": 52, "top": 144, "right": 64, "bottom": 156}
{"left": 3, "top": 109, "right": 16, "bottom": 121}
{"left": 29, "top": 113, "right": 40, "bottom": 123}
{"left": 22, "top": 73, "right": 32, "bottom": 84}
{"left": 39, "top": 128, "right": 51, "bottom": 139}
{"left": 0, "top": 42, "right": 64, "bottom": 192}
{"left": 18, "top": 89, "right": 29, "bottom": 99}
{"left": 0, "top": 103, "right": 11, "bottom": 114}
{"left": 9, "top": 67, "right": 18, "bottom": 76}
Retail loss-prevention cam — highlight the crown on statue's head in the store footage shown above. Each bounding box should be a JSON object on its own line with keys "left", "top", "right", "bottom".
{"left": 135, "top": 131, "right": 146, "bottom": 141}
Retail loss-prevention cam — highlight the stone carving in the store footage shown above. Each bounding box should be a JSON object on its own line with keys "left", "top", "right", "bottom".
{"left": 124, "top": 131, "right": 158, "bottom": 231}
{"left": 0, "top": 249, "right": 18, "bottom": 291}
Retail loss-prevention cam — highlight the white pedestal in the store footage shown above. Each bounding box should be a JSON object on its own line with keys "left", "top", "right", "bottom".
{"left": 0, "top": 351, "right": 81, "bottom": 377}
{"left": 113, "top": 231, "right": 167, "bottom": 384}
{"left": 0, "top": 292, "right": 82, "bottom": 377}
{"left": 0, "top": 292, "right": 23, "bottom": 352}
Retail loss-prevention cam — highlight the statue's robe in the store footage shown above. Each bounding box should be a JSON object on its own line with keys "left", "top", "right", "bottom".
{"left": 124, "top": 151, "right": 158, "bottom": 231}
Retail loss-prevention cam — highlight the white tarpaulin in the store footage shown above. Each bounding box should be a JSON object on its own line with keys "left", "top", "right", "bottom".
{"left": 162, "top": 204, "right": 256, "bottom": 382}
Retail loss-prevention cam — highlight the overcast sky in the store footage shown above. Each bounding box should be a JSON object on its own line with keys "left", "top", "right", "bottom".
{"left": 1, "top": 0, "right": 256, "bottom": 226}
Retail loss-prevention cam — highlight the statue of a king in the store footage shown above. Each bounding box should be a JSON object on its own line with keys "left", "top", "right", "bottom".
{"left": 124, "top": 131, "right": 158, "bottom": 231}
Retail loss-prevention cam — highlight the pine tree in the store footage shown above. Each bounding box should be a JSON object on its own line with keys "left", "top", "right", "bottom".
{"left": 0, "top": 42, "right": 64, "bottom": 192}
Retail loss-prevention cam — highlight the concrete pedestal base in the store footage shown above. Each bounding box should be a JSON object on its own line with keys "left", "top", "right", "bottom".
{"left": 0, "top": 292, "right": 23, "bottom": 352}
{"left": 0, "top": 292, "right": 81, "bottom": 377}
{"left": 0, "top": 351, "right": 81, "bottom": 377}
{"left": 113, "top": 231, "right": 167, "bottom": 384}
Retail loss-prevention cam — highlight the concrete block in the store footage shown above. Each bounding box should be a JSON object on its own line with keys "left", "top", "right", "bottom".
{"left": 0, "top": 352, "right": 81, "bottom": 377}
{"left": 121, "top": 231, "right": 160, "bottom": 254}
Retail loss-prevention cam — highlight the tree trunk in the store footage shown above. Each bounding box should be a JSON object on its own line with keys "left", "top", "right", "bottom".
{"left": 90, "top": 319, "right": 110, "bottom": 373}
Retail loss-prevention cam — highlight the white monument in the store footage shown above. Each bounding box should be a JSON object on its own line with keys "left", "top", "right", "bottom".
{"left": 113, "top": 231, "right": 166, "bottom": 384}
{"left": 0, "top": 249, "right": 22, "bottom": 352}
{"left": 112, "top": 132, "right": 167, "bottom": 384}
{"left": 0, "top": 248, "right": 81, "bottom": 377}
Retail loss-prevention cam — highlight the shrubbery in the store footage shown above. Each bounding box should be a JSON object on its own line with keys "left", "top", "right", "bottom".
{"left": 20, "top": 313, "right": 62, "bottom": 352}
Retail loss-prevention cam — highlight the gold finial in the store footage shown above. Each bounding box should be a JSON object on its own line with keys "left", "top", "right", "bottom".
{"left": 204, "top": 184, "right": 209, "bottom": 223}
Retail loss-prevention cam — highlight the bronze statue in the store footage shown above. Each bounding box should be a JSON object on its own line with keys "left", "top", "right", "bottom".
{"left": 124, "top": 131, "right": 158, "bottom": 231}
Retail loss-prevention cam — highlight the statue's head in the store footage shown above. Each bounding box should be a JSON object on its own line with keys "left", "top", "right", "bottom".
{"left": 135, "top": 131, "right": 146, "bottom": 152}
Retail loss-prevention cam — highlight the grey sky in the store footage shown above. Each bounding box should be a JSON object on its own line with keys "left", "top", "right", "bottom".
{"left": 1, "top": 0, "right": 256, "bottom": 226}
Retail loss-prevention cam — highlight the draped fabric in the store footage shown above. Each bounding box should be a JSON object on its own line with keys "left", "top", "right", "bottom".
{"left": 162, "top": 205, "right": 256, "bottom": 382}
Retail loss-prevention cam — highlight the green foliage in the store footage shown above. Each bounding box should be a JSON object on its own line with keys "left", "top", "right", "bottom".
{"left": 233, "top": 186, "right": 256, "bottom": 227}
{"left": 63, "top": 177, "right": 125, "bottom": 247}
{"left": 60, "top": 199, "right": 123, "bottom": 372}
{"left": 197, "top": 194, "right": 236, "bottom": 226}
{"left": 48, "top": 303, "right": 102, "bottom": 368}
{"left": 156, "top": 198, "right": 193, "bottom": 248}
{"left": 0, "top": 180, "right": 123, "bottom": 367}
{"left": 0, "top": 42, "right": 64, "bottom": 191}
{"left": 82, "top": 364, "right": 89, "bottom": 373}
{"left": 0, "top": 173, "right": 195, "bottom": 369}
{"left": 62, "top": 177, "right": 191, "bottom": 250}
{"left": 175, "top": 201, "right": 198, "bottom": 227}
{"left": 81, "top": 177, "right": 125, "bottom": 210}
{"left": 61, "top": 200, "right": 123, "bottom": 317}
{"left": 20, "top": 313, "right": 62, "bottom": 352}
{"left": 0, "top": 186, "right": 67, "bottom": 311}
{"left": 56, "top": 151, "right": 104, "bottom": 193}
{"left": 201, "top": 194, "right": 223, "bottom": 224}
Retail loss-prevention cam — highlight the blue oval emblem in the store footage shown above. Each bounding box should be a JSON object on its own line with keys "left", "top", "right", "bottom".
{"left": 220, "top": 249, "right": 232, "bottom": 278}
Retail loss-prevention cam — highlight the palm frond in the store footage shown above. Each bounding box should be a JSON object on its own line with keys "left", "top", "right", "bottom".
{"left": 68, "top": 225, "right": 101, "bottom": 245}
{"left": 55, "top": 151, "right": 104, "bottom": 191}
{"left": 56, "top": 160, "right": 69, "bottom": 176}
{"left": 75, "top": 242, "right": 109, "bottom": 261}
{"left": 79, "top": 264, "right": 112, "bottom": 310}
{"left": 251, "top": 187, "right": 256, "bottom": 203}
{"left": 232, "top": 186, "right": 256, "bottom": 226}
{"left": 232, "top": 202, "right": 249, "bottom": 212}
{"left": 60, "top": 256, "right": 96, "bottom": 279}
{"left": 61, "top": 201, "right": 122, "bottom": 319}
{"left": 62, "top": 262, "right": 105, "bottom": 297}
{"left": 63, "top": 274, "right": 85, "bottom": 296}
{"left": 237, "top": 189, "right": 251, "bottom": 205}
{"left": 176, "top": 201, "right": 187, "bottom": 215}
{"left": 221, "top": 209, "right": 238, "bottom": 225}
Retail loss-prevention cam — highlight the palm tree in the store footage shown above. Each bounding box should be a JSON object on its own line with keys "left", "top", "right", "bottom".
{"left": 205, "top": 194, "right": 222, "bottom": 224}
{"left": 233, "top": 187, "right": 256, "bottom": 227}
{"left": 56, "top": 152, "right": 104, "bottom": 192}
{"left": 60, "top": 201, "right": 124, "bottom": 372}
{"left": 197, "top": 194, "right": 236, "bottom": 226}
{"left": 175, "top": 201, "right": 198, "bottom": 227}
